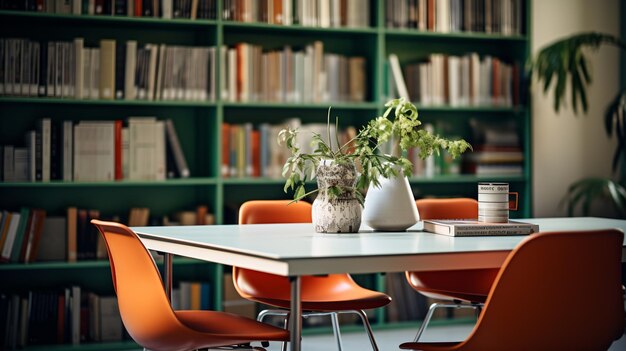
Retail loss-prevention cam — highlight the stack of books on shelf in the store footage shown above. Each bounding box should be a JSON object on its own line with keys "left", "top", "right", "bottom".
{"left": 0, "top": 0, "right": 217, "bottom": 19}
{"left": 389, "top": 53, "right": 521, "bottom": 107}
{"left": 0, "top": 208, "right": 46, "bottom": 264}
{"left": 163, "top": 205, "right": 215, "bottom": 226}
{"left": 464, "top": 118, "right": 523, "bottom": 175}
{"left": 222, "top": 0, "right": 370, "bottom": 28}
{"left": 220, "top": 41, "right": 366, "bottom": 103}
{"left": 172, "top": 280, "right": 213, "bottom": 311}
{"left": 384, "top": 273, "right": 427, "bottom": 322}
{"left": 0, "top": 116, "right": 190, "bottom": 183}
{"left": 0, "top": 204, "right": 213, "bottom": 264}
{"left": 385, "top": 0, "right": 523, "bottom": 35}
{"left": 0, "top": 38, "right": 217, "bottom": 102}
{"left": 222, "top": 119, "right": 355, "bottom": 179}
{"left": 0, "top": 288, "right": 124, "bottom": 349}
{"left": 222, "top": 272, "right": 256, "bottom": 319}
{"left": 0, "top": 206, "right": 108, "bottom": 264}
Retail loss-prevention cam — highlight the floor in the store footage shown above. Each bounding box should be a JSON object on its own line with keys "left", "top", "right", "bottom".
{"left": 260, "top": 323, "right": 626, "bottom": 351}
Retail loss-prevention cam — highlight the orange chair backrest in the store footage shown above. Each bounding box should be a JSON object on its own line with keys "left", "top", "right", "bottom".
{"left": 239, "top": 200, "right": 312, "bottom": 224}
{"left": 415, "top": 198, "right": 478, "bottom": 220}
{"left": 460, "top": 229, "right": 624, "bottom": 351}
{"left": 235, "top": 200, "right": 312, "bottom": 300}
{"left": 91, "top": 220, "right": 197, "bottom": 351}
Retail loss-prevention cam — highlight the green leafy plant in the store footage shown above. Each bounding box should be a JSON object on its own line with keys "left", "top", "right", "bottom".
{"left": 531, "top": 32, "right": 626, "bottom": 217}
{"left": 279, "top": 98, "right": 472, "bottom": 203}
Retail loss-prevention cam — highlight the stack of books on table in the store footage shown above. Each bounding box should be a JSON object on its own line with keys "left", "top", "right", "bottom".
{"left": 423, "top": 219, "right": 539, "bottom": 237}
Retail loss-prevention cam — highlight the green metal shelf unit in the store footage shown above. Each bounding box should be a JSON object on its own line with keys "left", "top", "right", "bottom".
{"left": 0, "top": 0, "right": 531, "bottom": 349}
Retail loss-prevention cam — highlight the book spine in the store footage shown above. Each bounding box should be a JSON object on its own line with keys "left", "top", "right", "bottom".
{"left": 99, "top": 39, "right": 116, "bottom": 100}
{"left": 114, "top": 120, "right": 123, "bottom": 180}
{"left": 0, "top": 212, "right": 20, "bottom": 262}
{"left": 124, "top": 40, "right": 137, "bottom": 100}
{"left": 9, "top": 208, "right": 29, "bottom": 263}
{"left": 38, "top": 118, "right": 51, "bottom": 182}
{"left": 114, "top": 41, "right": 126, "bottom": 99}
{"left": 62, "top": 121, "right": 73, "bottom": 182}
{"left": 50, "top": 120, "right": 60, "bottom": 180}
{"left": 454, "top": 228, "right": 535, "bottom": 236}
{"left": 67, "top": 207, "right": 77, "bottom": 262}
{"left": 74, "top": 38, "right": 84, "bottom": 99}
{"left": 165, "top": 119, "right": 190, "bottom": 178}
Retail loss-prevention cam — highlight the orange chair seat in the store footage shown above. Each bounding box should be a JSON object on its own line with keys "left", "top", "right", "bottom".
{"left": 234, "top": 270, "right": 391, "bottom": 312}
{"left": 175, "top": 310, "right": 289, "bottom": 342}
{"left": 406, "top": 268, "right": 500, "bottom": 303}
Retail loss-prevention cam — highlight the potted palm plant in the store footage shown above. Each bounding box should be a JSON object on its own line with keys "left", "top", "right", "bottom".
{"left": 532, "top": 33, "right": 626, "bottom": 217}
{"left": 279, "top": 98, "right": 471, "bottom": 233}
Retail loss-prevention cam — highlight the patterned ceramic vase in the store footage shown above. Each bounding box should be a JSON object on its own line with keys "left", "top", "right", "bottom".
{"left": 312, "top": 160, "right": 362, "bottom": 233}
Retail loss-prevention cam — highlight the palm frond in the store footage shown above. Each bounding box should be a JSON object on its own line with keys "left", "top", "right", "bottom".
{"left": 604, "top": 90, "right": 626, "bottom": 173}
{"left": 561, "top": 178, "right": 626, "bottom": 218}
{"left": 532, "top": 32, "right": 626, "bottom": 114}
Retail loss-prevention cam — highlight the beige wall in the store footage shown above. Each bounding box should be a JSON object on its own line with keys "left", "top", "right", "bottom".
{"left": 532, "top": 0, "right": 621, "bottom": 217}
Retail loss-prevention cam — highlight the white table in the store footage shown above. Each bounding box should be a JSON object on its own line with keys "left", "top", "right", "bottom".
{"left": 133, "top": 217, "right": 626, "bottom": 351}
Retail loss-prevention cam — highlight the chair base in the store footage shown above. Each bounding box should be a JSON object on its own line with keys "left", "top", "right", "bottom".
{"left": 413, "top": 301, "right": 483, "bottom": 342}
{"left": 257, "top": 309, "right": 379, "bottom": 351}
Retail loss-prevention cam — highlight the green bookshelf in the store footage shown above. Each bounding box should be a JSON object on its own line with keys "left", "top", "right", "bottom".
{"left": 0, "top": 0, "right": 531, "bottom": 349}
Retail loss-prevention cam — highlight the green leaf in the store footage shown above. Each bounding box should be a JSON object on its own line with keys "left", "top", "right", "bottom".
{"left": 607, "top": 181, "right": 626, "bottom": 214}
{"left": 295, "top": 185, "right": 306, "bottom": 200}
{"left": 579, "top": 55, "right": 591, "bottom": 83}
{"left": 283, "top": 177, "right": 293, "bottom": 193}
{"left": 571, "top": 67, "right": 580, "bottom": 113}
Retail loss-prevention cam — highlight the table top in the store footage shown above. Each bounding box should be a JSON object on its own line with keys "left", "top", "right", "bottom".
{"left": 134, "top": 217, "right": 626, "bottom": 276}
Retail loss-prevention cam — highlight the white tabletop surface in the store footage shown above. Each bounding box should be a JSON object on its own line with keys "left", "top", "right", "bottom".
{"left": 134, "top": 217, "right": 626, "bottom": 276}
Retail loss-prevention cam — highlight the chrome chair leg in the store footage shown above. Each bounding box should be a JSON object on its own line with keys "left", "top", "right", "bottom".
{"left": 258, "top": 309, "right": 379, "bottom": 351}
{"left": 413, "top": 302, "right": 440, "bottom": 342}
{"left": 413, "top": 302, "right": 484, "bottom": 342}
{"left": 330, "top": 312, "right": 344, "bottom": 351}
{"left": 281, "top": 313, "right": 290, "bottom": 351}
{"left": 353, "top": 310, "right": 379, "bottom": 351}
{"left": 257, "top": 309, "right": 288, "bottom": 322}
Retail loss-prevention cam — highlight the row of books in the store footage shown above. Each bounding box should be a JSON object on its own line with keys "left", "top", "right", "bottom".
{"left": 0, "top": 288, "right": 124, "bottom": 349}
{"left": 1, "top": 117, "right": 189, "bottom": 183}
{"left": 222, "top": 0, "right": 369, "bottom": 28}
{"left": 222, "top": 118, "right": 518, "bottom": 179}
{"left": 221, "top": 119, "right": 353, "bottom": 178}
{"left": 221, "top": 41, "right": 366, "bottom": 103}
{"left": 390, "top": 53, "right": 521, "bottom": 107}
{"left": 385, "top": 0, "right": 523, "bottom": 35}
{"left": 0, "top": 207, "right": 108, "bottom": 264}
{"left": 0, "top": 38, "right": 217, "bottom": 102}
{"left": 0, "top": 0, "right": 218, "bottom": 19}
{"left": 0, "top": 204, "right": 214, "bottom": 264}
{"left": 464, "top": 118, "right": 523, "bottom": 175}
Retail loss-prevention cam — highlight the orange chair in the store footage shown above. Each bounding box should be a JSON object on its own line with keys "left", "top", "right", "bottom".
{"left": 91, "top": 219, "right": 289, "bottom": 351}
{"left": 407, "top": 198, "right": 499, "bottom": 342}
{"left": 400, "top": 229, "right": 625, "bottom": 350}
{"left": 234, "top": 200, "right": 391, "bottom": 351}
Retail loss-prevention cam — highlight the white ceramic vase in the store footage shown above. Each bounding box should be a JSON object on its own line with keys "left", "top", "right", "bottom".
{"left": 312, "top": 160, "right": 362, "bottom": 233}
{"left": 362, "top": 169, "right": 420, "bottom": 231}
